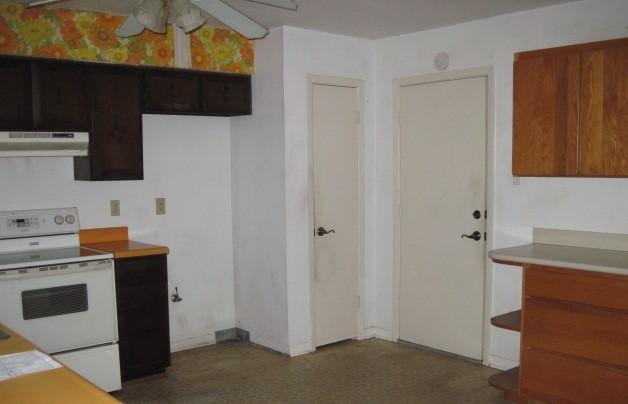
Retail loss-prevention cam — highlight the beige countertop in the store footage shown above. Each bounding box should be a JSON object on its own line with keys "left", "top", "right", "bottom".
{"left": 0, "top": 323, "right": 120, "bottom": 404}
{"left": 488, "top": 243, "right": 628, "bottom": 276}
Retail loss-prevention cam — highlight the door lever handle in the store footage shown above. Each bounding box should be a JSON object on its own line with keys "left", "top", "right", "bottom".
{"left": 317, "top": 227, "right": 336, "bottom": 236}
{"left": 461, "top": 231, "right": 482, "bottom": 241}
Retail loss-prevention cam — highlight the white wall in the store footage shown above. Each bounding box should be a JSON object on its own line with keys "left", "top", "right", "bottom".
{"left": 230, "top": 28, "right": 290, "bottom": 353}
{"left": 282, "top": 26, "right": 378, "bottom": 355}
{"left": 374, "top": 0, "right": 628, "bottom": 368}
{"left": 0, "top": 114, "right": 236, "bottom": 352}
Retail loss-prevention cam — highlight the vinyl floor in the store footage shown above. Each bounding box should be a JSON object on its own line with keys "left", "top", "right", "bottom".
{"left": 113, "top": 339, "right": 508, "bottom": 403}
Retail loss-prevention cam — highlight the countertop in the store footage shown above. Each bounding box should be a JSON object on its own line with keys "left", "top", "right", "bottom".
{"left": 80, "top": 226, "right": 169, "bottom": 259}
{"left": 489, "top": 243, "right": 628, "bottom": 276}
{"left": 0, "top": 323, "right": 120, "bottom": 404}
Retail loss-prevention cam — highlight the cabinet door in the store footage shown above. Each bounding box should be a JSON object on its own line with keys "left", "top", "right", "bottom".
{"left": 0, "top": 59, "right": 32, "bottom": 130}
{"left": 580, "top": 44, "right": 628, "bottom": 176}
{"left": 202, "top": 74, "right": 251, "bottom": 116}
{"left": 85, "top": 68, "right": 143, "bottom": 180}
{"left": 512, "top": 53, "right": 580, "bottom": 176}
{"left": 32, "top": 62, "right": 89, "bottom": 131}
{"left": 144, "top": 71, "right": 201, "bottom": 114}
{"left": 115, "top": 255, "right": 170, "bottom": 381}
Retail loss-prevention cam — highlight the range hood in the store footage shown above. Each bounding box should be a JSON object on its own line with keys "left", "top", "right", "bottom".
{"left": 0, "top": 132, "right": 89, "bottom": 157}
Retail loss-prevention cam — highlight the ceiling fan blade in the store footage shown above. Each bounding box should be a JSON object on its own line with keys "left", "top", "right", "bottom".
{"left": 116, "top": 13, "right": 145, "bottom": 38}
{"left": 26, "top": 0, "right": 67, "bottom": 7}
{"left": 242, "top": 0, "right": 298, "bottom": 11}
{"left": 191, "top": 0, "right": 269, "bottom": 39}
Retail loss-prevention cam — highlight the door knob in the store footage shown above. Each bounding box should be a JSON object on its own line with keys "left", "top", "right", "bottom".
{"left": 317, "top": 227, "right": 336, "bottom": 236}
{"left": 461, "top": 231, "right": 482, "bottom": 241}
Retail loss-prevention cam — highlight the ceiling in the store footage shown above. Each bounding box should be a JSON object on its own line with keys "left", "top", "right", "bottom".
{"left": 19, "top": 0, "right": 578, "bottom": 39}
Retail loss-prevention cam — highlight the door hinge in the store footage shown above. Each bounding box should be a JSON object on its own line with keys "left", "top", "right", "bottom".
{"left": 357, "top": 295, "right": 361, "bottom": 308}
{"left": 484, "top": 232, "right": 487, "bottom": 241}
{"left": 355, "top": 111, "right": 361, "bottom": 125}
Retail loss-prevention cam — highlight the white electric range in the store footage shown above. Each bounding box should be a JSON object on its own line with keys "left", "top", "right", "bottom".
{"left": 0, "top": 208, "right": 121, "bottom": 392}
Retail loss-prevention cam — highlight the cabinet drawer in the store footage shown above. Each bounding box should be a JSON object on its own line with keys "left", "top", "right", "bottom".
{"left": 524, "top": 265, "right": 628, "bottom": 311}
{"left": 521, "top": 348, "right": 628, "bottom": 403}
{"left": 524, "top": 297, "right": 628, "bottom": 368}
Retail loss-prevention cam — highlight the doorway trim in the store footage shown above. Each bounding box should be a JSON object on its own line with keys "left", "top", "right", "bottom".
{"left": 392, "top": 66, "right": 495, "bottom": 365}
{"left": 307, "top": 74, "right": 366, "bottom": 348}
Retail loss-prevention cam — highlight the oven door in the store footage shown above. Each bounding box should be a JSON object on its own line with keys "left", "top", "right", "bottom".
{"left": 0, "top": 259, "right": 117, "bottom": 353}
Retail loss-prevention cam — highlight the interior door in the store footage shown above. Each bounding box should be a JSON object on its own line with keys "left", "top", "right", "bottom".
{"left": 398, "top": 76, "right": 487, "bottom": 360}
{"left": 312, "top": 82, "right": 360, "bottom": 347}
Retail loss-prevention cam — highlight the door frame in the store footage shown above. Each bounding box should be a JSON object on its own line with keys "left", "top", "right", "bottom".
{"left": 392, "top": 67, "right": 495, "bottom": 364}
{"left": 307, "top": 74, "right": 366, "bottom": 348}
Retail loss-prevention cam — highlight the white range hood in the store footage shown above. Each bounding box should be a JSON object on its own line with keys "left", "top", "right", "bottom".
{"left": 0, "top": 132, "right": 89, "bottom": 157}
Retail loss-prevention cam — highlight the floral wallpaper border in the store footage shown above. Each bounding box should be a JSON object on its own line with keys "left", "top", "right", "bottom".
{"left": 0, "top": 2, "right": 254, "bottom": 74}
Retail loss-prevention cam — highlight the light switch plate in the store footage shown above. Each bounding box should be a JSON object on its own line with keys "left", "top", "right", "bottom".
{"left": 156, "top": 198, "right": 166, "bottom": 215}
{"left": 110, "top": 200, "right": 120, "bottom": 217}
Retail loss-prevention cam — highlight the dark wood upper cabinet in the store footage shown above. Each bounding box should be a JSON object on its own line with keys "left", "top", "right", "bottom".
{"left": 202, "top": 74, "right": 252, "bottom": 116}
{"left": 31, "top": 61, "right": 89, "bottom": 131}
{"left": 0, "top": 59, "right": 32, "bottom": 131}
{"left": 513, "top": 37, "right": 628, "bottom": 177}
{"left": 144, "top": 70, "right": 202, "bottom": 114}
{"left": 74, "top": 67, "right": 143, "bottom": 181}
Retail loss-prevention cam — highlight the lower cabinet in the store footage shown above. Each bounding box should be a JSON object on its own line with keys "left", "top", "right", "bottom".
{"left": 114, "top": 255, "right": 171, "bottom": 382}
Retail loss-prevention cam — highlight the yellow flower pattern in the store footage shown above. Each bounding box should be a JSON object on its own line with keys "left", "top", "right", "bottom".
{"left": 0, "top": 1, "right": 254, "bottom": 73}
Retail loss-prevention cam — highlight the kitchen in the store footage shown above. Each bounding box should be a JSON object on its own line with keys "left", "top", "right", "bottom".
{"left": 1, "top": 0, "right": 627, "bottom": 402}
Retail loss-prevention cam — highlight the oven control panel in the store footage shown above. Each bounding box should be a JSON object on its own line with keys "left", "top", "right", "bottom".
{"left": 0, "top": 208, "right": 80, "bottom": 239}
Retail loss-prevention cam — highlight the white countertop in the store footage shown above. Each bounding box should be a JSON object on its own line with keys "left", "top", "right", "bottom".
{"left": 488, "top": 243, "right": 628, "bottom": 276}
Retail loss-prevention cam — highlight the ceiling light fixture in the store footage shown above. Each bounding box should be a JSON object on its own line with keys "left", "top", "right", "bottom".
{"left": 171, "top": 0, "right": 206, "bottom": 33}
{"left": 133, "top": 0, "right": 169, "bottom": 34}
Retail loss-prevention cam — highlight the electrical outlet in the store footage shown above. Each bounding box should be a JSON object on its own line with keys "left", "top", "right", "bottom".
{"left": 156, "top": 197, "right": 166, "bottom": 215}
{"left": 110, "top": 200, "right": 120, "bottom": 217}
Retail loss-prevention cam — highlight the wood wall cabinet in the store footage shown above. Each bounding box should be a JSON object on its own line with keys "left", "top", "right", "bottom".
{"left": 0, "top": 59, "right": 32, "bottom": 130}
{"left": 74, "top": 67, "right": 143, "bottom": 181}
{"left": 144, "top": 70, "right": 202, "bottom": 114}
{"left": 31, "top": 61, "right": 89, "bottom": 131}
{"left": 143, "top": 69, "right": 252, "bottom": 116}
{"left": 115, "top": 254, "right": 171, "bottom": 382}
{"left": 202, "top": 74, "right": 252, "bottom": 116}
{"left": 513, "top": 37, "right": 628, "bottom": 177}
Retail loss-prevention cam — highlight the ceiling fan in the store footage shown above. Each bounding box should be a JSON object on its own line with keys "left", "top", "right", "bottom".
{"left": 25, "top": 0, "right": 298, "bottom": 39}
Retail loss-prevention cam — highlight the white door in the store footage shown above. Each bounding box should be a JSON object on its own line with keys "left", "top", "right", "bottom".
{"left": 311, "top": 81, "right": 360, "bottom": 347}
{"left": 398, "top": 76, "right": 487, "bottom": 360}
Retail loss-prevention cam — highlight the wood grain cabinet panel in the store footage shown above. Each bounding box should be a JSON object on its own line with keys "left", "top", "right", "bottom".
{"left": 523, "top": 297, "right": 628, "bottom": 368}
{"left": 580, "top": 44, "right": 628, "bottom": 176}
{"left": 202, "top": 74, "right": 252, "bottom": 116}
{"left": 74, "top": 67, "right": 143, "bottom": 180}
{"left": 513, "top": 37, "right": 628, "bottom": 177}
{"left": 513, "top": 53, "right": 579, "bottom": 176}
{"left": 31, "top": 61, "right": 89, "bottom": 131}
{"left": 520, "top": 348, "right": 628, "bottom": 404}
{"left": 0, "top": 60, "right": 32, "bottom": 130}
{"left": 115, "top": 255, "right": 170, "bottom": 382}
{"left": 144, "top": 71, "right": 202, "bottom": 114}
{"left": 524, "top": 264, "right": 628, "bottom": 311}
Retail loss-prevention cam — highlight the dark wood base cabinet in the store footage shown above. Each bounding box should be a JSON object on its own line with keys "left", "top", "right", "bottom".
{"left": 489, "top": 264, "right": 628, "bottom": 403}
{"left": 115, "top": 255, "right": 171, "bottom": 382}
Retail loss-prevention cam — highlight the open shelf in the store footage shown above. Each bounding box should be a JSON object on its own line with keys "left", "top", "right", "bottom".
{"left": 488, "top": 367, "right": 520, "bottom": 402}
{"left": 491, "top": 310, "right": 521, "bottom": 332}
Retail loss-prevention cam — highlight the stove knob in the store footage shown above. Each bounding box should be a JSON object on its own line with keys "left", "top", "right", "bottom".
{"left": 65, "top": 215, "right": 76, "bottom": 224}
{"left": 54, "top": 215, "right": 64, "bottom": 225}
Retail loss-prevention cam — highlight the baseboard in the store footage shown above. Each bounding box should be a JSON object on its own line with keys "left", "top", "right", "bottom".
{"left": 362, "top": 327, "right": 394, "bottom": 341}
{"left": 488, "top": 354, "right": 519, "bottom": 370}
{"left": 289, "top": 342, "right": 315, "bottom": 357}
{"left": 171, "top": 333, "right": 216, "bottom": 352}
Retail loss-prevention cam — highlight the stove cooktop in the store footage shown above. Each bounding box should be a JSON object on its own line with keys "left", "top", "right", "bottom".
{"left": 0, "top": 246, "right": 112, "bottom": 272}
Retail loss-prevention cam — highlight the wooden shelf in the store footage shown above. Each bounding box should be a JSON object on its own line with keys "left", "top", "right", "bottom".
{"left": 491, "top": 310, "right": 521, "bottom": 332}
{"left": 488, "top": 367, "right": 520, "bottom": 402}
